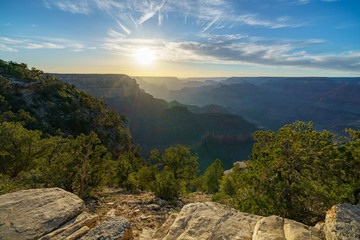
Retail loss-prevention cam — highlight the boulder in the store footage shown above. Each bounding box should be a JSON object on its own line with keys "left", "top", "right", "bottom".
{"left": 252, "top": 215, "right": 285, "bottom": 240}
{"left": 0, "top": 188, "right": 97, "bottom": 240}
{"left": 79, "top": 217, "right": 132, "bottom": 240}
{"left": 224, "top": 161, "right": 247, "bottom": 175}
{"left": 252, "top": 216, "right": 323, "bottom": 240}
{"left": 324, "top": 204, "right": 360, "bottom": 240}
{"left": 39, "top": 212, "right": 98, "bottom": 240}
{"left": 143, "top": 202, "right": 262, "bottom": 240}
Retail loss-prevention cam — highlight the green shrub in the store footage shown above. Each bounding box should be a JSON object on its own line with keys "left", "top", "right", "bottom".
{"left": 213, "top": 121, "right": 360, "bottom": 225}
{"left": 0, "top": 174, "right": 16, "bottom": 195}
{"left": 198, "top": 159, "right": 224, "bottom": 193}
{"left": 152, "top": 168, "right": 181, "bottom": 200}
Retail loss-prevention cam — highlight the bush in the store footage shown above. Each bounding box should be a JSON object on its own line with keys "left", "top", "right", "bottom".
{"left": 151, "top": 168, "right": 181, "bottom": 200}
{"left": 198, "top": 159, "right": 224, "bottom": 193}
{"left": 0, "top": 174, "right": 16, "bottom": 195}
{"left": 213, "top": 121, "right": 360, "bottom": 225}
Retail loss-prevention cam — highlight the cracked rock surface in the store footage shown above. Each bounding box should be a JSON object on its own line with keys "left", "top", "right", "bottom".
{"left": 0, "top": 188, "right": 97, "bottom": 240}
{"left": 140, "top": 202, "right": 325, "bottom": 240}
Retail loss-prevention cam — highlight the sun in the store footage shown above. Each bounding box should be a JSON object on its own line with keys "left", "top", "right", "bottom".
{"left": 134, "top": 48, "right": 156, "bottom": 66}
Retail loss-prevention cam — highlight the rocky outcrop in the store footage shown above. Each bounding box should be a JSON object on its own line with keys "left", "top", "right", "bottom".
{"left": 324, "top": 204, "right": 360, "bottom": 240}
{"left": 224, "top": 161, "right": 247, "bottom": 175}
{"left": 0, "top": 188, "right": 97, "bottom": 240}
{"left": 2, "top": 188, "right": 359, "bottom": 240}
{"left": 80, "top": 217, "right": 132, "bottom": 240}
{"left": 140, "top": 202, "right": 325, "bottom": 240}
{"left": 252, "top": 216, "right": 324, "bottom": 240}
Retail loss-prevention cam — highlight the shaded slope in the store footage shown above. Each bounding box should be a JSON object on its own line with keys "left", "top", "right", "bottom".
{"left": 56, "top": 74, "right": 257, "bottom": 170}
{"left": 0, "top": 61, "right": 131, "bottom": 157}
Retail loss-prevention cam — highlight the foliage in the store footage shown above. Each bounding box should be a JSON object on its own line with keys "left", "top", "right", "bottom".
{"left": 152, "top": 145, "right": 199, "bottom": 183}
{"left": 119, "top": 145, "right": 199, "bottom": 199}
{"left": 136, "top": 165, "right": 158, "bottom": 190}
{"left": 114, "top": 148, "right": 146, "bottom": 191}
{"left": 151, "top": 167, "right": 180, "bottom": 200}
{"left": 0, "top": 60, "right": 137, "bottom": 197}
{"left": 0, "top": 174, "right": 16, "bottom": 195}
{"left": 0, "top": 59, "right": 132, "bottom": 157}
{"left": 213, "top": 121, "right": 360, "bottom": 225}
{"left": 150, "top": 145, "right": 199, "bottom": 198}
{"left": 0, "top": 121, "right": 52, "bottom": 178}
{"left": 198, "top": 159, "right": 224, "bottom": 193}
{"left": 0, "top": 60, "right": 43, "bottom": 80}
{"left": 0, "top": 121, "right": 111, "bottom": 197}
{"left": 65, "top": 132, "right": 112, "bottom": 198}
{"left": 336, "top": 129, "right": 360, "bottom": 205}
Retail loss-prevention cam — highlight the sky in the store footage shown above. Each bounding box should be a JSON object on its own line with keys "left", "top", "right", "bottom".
{"left": 0, "top": 0, "right": 359, "bottom": 77}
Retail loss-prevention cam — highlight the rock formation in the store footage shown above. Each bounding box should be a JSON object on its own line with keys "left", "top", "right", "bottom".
{"left": 324, "top": 204, "right": 360, "bottom": 240}
{"left": 80, "top": 217, "right": 132, "bottom": 240}
{"left": 1, "top": 188, "right": 359, "bottom": 240}
{"left": 0, "top": 188, "right": 132, "bottom": 240}
{"left": 0, "top": 188, "right": 92, "bottom": 240}
{"left": 140, "top": 202, "right": 360, "bottom": 240}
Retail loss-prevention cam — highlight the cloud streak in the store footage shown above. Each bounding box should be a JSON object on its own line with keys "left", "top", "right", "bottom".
{"left": 43, "top": 0, "right": 91, "bottom": 14}
{"left": 44, "top": 0, "right": 303, "bottom": 34}
{"left": 103, "top": 35, "right": 360, "bottom": 73}
{"left": 0, "top": 36, "right": 95, "bottom": 52}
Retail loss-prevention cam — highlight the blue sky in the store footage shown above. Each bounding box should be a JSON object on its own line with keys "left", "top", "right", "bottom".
{"left": 0, "top": 0, "right": 359, "bottom": 77}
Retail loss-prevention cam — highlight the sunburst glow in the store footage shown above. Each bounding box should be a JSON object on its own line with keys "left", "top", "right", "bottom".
{"left": 134, "top": 48, "right": 156, "bottom": 66}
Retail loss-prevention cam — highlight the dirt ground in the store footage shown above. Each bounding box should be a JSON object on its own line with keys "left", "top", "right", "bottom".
{"left": 85, "top": 188, "right": 212, "bottom": 239}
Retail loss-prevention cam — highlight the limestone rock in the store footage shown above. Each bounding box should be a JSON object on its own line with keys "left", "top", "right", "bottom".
{"left": 253, "top": 215, "right": 285, "bottom": 240}
{"left": 150, "top": 214, "right": 178, "bottom": 240}
{"left": 39, "top": 212, "right": 98, "bottom": 240}
{"left": 145, "top": 202, "right": 262, "bottom": 240}
{"left": 0, "top": 188, "right": 85, "bottom": 240}
{"left": 80, "top": 217, "right": 132, "bottom": 240}
{"left": 224, "top": 161, "right": 247, "bottom": 175}
{"left": 252, "top": 215, "right": 323, "bottom": 240}
{"left": 284, "top": 218, "right": 323, "bottom": 240}
{"left": 139, "top": 228, "right": 156, "bottom": 240}
{"left": 324, "top": 204, "right": 360, "bottom": 240}
{"left": 141, "top": 202, "right": 325, "bottom": 240}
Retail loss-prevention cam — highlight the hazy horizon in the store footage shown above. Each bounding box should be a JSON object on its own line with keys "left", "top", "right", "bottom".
{"left": 1, "top": 0, "right": 360, "bottom": 77}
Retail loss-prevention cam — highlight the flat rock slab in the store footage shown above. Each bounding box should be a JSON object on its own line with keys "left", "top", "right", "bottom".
{"left": 80, "top": 217, "right": 132, "bottom": 240}
{"left": 0, "top": 188, "right": 85, "bottom": 240}
{"left": 141, "top": 202, "right": 324, "bottom": 240}
{"left": 324, "top": 204, "right": 360, "bottom": 240}
{"left": 147, "top": 202, "right": 262, "bottom": 240}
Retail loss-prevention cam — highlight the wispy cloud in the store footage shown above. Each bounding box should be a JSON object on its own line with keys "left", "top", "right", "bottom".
{"left": 107, "top": 28, "right": 126, "bottom": 39}
{"left": 36, "top": 0, "right": 357, "bottom": 74}
{"left": 236, "top": 14, "right": 302, "bottom": 29}
{"left": 102, "top": 35, "right": 360, "bottom": 73}
{"left": 43, "top": 0, "right": 303, "bottom": 36}
{"left": 174, "top": 40, "right": 360, "bottom": 72}
{"left": 137, "top": 0, "right": 166, "bottom": 25}
{"left": 201, "top": 17, "right": 219, "bottom": 32}
{"left": 0, "top": 36, "right": 95, "bottom": 52}
{"left": 43, "top": 0, "right": 91, "bottom": 14}
{"left": 0, "top": 43, "right": 18, "bottom": 52}
{"left": 116, "top": 20, "right": 131, "bottom": 35}
{"left": 296, "top": 0, "right": 311, "bottom": 5}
